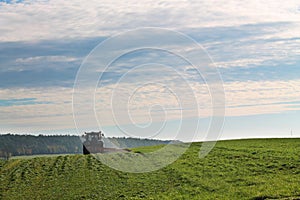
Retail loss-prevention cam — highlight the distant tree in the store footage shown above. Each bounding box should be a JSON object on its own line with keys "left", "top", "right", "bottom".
{"left": 0, "top": 134, "right": 172, "bottom": 156}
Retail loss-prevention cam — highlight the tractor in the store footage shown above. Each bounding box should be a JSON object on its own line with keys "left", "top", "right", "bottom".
{"left": 82, "top": 131, "right": 104, "bottom": 154}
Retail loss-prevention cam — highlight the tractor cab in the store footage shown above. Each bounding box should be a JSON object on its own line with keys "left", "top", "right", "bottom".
{"left": 82, "top": 131, "right": 104, "bottom": 154}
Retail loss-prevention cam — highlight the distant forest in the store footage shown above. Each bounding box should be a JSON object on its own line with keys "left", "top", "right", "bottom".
{"left": 0, "top": 134, "right": 171, "bottom": 159}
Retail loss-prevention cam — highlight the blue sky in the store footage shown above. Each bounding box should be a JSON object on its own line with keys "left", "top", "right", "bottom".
{"left": 0, "top": 0, "right": 299, "bottom": 141}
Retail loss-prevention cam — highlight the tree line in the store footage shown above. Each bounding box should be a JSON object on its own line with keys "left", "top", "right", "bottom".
{"left": 0, "top": 134, "right": 82, "bottom": 159}
{"left": 0, "top": 134, "right": 172, "bottom": 159}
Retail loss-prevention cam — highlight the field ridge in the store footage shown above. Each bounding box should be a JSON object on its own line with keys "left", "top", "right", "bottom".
{"left": 1, "top": 138, "right": 299, "bottom": 199}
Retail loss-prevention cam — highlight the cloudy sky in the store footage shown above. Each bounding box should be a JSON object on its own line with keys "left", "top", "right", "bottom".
{"left": 0, "top": 0, "right": 299, "bottom": 141}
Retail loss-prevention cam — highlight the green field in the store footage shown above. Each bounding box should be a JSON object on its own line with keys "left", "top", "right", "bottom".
{"left": 1, "top": 139, "right": 299, "bottom": 199}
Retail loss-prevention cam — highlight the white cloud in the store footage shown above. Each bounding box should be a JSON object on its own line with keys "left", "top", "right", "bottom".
{"left": 204, "top": 31, "right": 300, "bottom": 68}
{"left": 0, "top": 0, "right": 299, "bottom": 72}
{"left": 15, "top": 56, "right": 79, "bottom": 63}
{"left": 1, "top": 0, "right": 300, "bottom": 134}
{"left": 0, "top": 0, "right": 299, "bottom": 42}
{"left": 0, "top": 78, "right": 299, "bottom": 133}
{"left": 224, "top": 80, "right": 300, "bottom": 116}
{"left": 0, "top": 87, "right": 74, "bottom": 132}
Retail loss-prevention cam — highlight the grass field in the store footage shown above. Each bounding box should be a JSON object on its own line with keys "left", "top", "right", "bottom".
{"left": 1, "top": 138, "right": 299, "bottom": 199}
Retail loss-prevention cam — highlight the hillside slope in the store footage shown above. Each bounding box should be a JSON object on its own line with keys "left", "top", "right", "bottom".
{"left": 1, "top": 139, "right": 300, "bottom": 199}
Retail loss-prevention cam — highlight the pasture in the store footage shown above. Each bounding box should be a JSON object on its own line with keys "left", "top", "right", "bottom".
{"left": 1, "top": 139, "right": 299, "bottom": 199}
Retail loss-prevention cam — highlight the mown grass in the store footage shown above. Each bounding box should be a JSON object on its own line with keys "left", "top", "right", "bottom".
{"left": 0, "top": 138, "right": 299, "bottom": 199}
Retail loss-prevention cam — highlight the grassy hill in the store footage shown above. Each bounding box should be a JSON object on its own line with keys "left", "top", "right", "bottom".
{"left": 1, "top": 138, "right": 299, "bottom": 199}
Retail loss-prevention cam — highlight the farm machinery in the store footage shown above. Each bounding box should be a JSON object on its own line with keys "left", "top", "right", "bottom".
{"left": 82, "top": 131, "right": 129, "bottom": 154}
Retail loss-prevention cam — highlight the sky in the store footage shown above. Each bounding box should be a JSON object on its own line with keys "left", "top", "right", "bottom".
{"left": 0, "top": 0, "right": 300, "bottom": 141}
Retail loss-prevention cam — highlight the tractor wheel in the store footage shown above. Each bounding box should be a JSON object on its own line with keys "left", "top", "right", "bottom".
{"left": 83, "top": 145, "right": 90, "bottom": 155}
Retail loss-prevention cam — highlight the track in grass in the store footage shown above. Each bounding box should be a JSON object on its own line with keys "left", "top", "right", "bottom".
{"left": 0, "top": 138, "right": 299, "bottom": 199}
